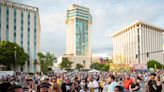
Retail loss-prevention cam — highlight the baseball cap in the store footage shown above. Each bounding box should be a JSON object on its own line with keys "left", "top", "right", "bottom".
{"left": 40, "top": 75, "right": 49, "bottom": 81}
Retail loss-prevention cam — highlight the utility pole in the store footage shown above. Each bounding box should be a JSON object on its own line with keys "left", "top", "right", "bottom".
{"left": 14, "top": 46, "right": 17, "bottom": 71}
{"left": 137, "top": 28, "right": 140, "bottom": 64}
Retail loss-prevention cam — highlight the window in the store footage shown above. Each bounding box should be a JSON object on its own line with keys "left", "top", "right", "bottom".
{"left": 0, "top": 6, "right": 1, "bottom": 41}
{"left": 13, "top": 7, "right": 17, "bottom": 42}
{"left": 14, "top": 26, "right": 16, "bottom": 30}
{"left": 27, "top": 11, "right": 30, "bottom": 54}
{"left": 14, "top": 32, "right": 16, "bottom": 37}
{"left": 21, "top": 10, "right": 24, "bottom": 44}
{"left": 34, "top": 14, "right": 37, "bottom": 59}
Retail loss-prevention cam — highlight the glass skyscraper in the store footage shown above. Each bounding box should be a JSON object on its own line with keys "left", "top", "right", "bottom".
{"left": 0, "top": 1, "right": 41, "bottom": 72}
{"left": 66, "top": 4, "right": 92, "bottom": 57}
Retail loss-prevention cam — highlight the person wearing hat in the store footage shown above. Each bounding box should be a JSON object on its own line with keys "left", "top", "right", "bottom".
{"left": 37, "top": 75, "right": 51, "bottom": 92}
{"left": 39, "top": 82, "right": 51, "bottom": 92}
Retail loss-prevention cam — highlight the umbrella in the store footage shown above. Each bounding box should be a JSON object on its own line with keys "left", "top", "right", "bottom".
{"left": 88, "top": 69, "right": 100, "bottom": 73}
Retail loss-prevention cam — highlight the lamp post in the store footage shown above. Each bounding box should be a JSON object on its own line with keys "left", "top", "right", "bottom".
{"left": 83, "top": 60, "right": 85, "bottom": 68}
{"left": 14, "top": 46, "right": 17, "bottom": 71}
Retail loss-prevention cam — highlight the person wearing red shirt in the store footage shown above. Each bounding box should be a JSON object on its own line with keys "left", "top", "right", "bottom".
{"left": 123, "top": 74, "right": 133, "bottom": 91}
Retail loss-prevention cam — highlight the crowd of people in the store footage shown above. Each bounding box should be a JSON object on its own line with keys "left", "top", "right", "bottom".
{"left": 0, "top": 71, "right": 164, "bottom": 92}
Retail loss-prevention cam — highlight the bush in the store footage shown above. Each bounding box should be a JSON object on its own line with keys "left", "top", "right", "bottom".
{"left": 147, "top": 60, "right": 163, "bottom": 69}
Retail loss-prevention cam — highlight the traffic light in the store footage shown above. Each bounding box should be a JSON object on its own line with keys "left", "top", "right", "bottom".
{"left": 147, "top": 53, "right": 149, "bottom": 57}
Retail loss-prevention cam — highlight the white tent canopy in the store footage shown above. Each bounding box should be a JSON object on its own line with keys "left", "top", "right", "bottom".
{"left": 61, "top": 70, "right": 67, "bottom": 73}
{"left": 88, "top": 69, "right": 100, "bottom": 73}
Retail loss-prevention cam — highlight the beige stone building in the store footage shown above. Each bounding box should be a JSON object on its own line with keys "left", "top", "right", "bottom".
{"left": 64, "top": 4, "right": 92, "bottom": 69}
{"left": 0, "top": 1, "right": 41, "bottom": 72}
{"left": 112, "top": 21, "right": 164, "bottom": 64}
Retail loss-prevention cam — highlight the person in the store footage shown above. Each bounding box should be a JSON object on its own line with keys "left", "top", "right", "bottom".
{"left": 8, "top": 85, "right": 23, "bottom": 92}
{"left": 61, "top": 77, "right": 72, "bottom": 92}
{"left": 51, "top": 77, "right": 61, "bottom": 92}
{"left": 107, "top": 75, "right": 118, "bottom": 92}
{"left": 79, "top": 78, "right": 88, "bottom": 92}
{"left": 129, "top": 77, "right": 140, "bottom": 92}
{"left": 123, "top": 74, "right": 133, "bottom": 92}
{"left": 39, "top": 82, "right": 51, "bottom": 92}
{"left": 155, "top": 76, "right": 162, "bottom": 92}
{"left": 0, "top": 81, "right": 12, "bottom": 92}
{"left": 102, "top": 78, "right": 110, "bottom": 92}
{"left": 114, "top": 86, "right": 124, "bottom": 92}
{"left": 88, "top": 75, "right": 99, "bottom": 92}
{"left": 99, "top": 78, "right": 105, "bottom": 92}
{"left": 37, "top": 75, "right": 51, "bottom": 92}
{"left": 71, "top": 77, "right": 80, "bottom": 92}
{"left": 146, "top": 73, "right": 157, "bottom": 92}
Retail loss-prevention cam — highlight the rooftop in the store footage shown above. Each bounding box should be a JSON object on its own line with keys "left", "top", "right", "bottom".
{"left": 0, "top": 0, "right": 38, "bottom": 11}
{"left": 112, "top": 20, "right": 164, "bottom": 37}
{"left": 68, "top": 4, "right": 89, "bottom": 11}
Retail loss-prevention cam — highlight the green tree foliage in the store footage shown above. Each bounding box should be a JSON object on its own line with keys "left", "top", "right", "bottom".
{"left": 76, "top": 63, "right": 83, "bottom": 70}
{"left": 90, "top": 62, "right": 109, "bottom": 71}
{"left": 38, "top": 52, "right": 56, "bottom": 73}
{"left": 60, "top": 57, "right": 73, "bottom": 69}
{"left": 0, "top": 41, "right": 29, "bottom": 70}
{"left": 147, "top": 60, "right": 163, "bottom": 69}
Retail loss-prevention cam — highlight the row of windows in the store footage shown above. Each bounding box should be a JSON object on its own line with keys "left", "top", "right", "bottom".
{"left": 14, "top": 7, "right": 17, "bottom": 42}
{"left": 21, "top": 11, "right": 24, "bottom": 47}
{"left": 0, "top": 6, "right": 1, "bottom": 41}
{"left": 27, "top": 12, "right": 30, "bottom": 54}
{"left": 34, "top": 15, "right": 37, "bottom": 59}
{"left": 6, "top": 6, "right": 9, "bottom": 41}
{"left": 0, "top": 5, "right": 38, "bottom": 63}
{"left": 76, "top": 18, "right": 88, "bottom": 56}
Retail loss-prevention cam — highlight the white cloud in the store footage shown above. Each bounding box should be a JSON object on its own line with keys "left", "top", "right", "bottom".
{"left": 15, "top": 0, "right": 164, "bottom": 57}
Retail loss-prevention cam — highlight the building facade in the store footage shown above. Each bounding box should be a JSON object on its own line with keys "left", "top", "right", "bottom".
{"left": 112, "top": 21, "right": 164, "bottom": 65}
{"left": 0, "top": 1, "right": 41, "bottom": 72}
{"left": 66, "top": 4, "right": 92, "bottom": 57}
{"left": 65, "top": 4, "right": 92, "bottom": 69}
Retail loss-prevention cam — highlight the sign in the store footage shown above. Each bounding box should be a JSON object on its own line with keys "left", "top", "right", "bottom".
{"left": 133, "top": 64, "right": 147, "bottom": 70}
{"left": 110, "top": 63, "right": 131, "bottom": 72}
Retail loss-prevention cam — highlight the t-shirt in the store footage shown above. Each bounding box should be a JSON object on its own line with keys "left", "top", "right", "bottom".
{"left": 148, "top": 80, "right": 157, "bottom": 92}
{"left": 131, "top": 82, "right": 140, "bottom": 91}
{"left": 102, "top": 84, "right": 110, "bottom": 92}
{"left": 61, "top": 82, "right": 72, "bottom": 92}
{"left": 123, "top": 79, "right": 133, "bottom": 90}
{"left": 107, "top": 81, "right": 118, "bottom": 92}
{"left": 88, "top": 80, "right": 99, "bottom": 92}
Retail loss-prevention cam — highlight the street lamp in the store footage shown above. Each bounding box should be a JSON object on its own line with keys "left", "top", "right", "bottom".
{"left": 83, "top": 60, "right": 85, "bottom": 68}
{"left": 14, "top": 46, "right": 17, "bottom": 71}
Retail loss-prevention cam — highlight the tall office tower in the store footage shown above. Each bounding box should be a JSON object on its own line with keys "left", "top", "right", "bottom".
{"left": 0, "top": 1, "right": 41, "bottom": 72}
{"left": 66, "top": 4, "right": 92, "bottom": 57}
{"left": 65, "top": 4, "right": 92, "bottom": 68}
{"left": 112, "top": 20, "right": 164, "bottom": 65}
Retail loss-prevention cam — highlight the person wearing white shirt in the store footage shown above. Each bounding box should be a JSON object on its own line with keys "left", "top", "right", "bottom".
{"left": 88, "top": 75, "right": 99, "bottom": 92}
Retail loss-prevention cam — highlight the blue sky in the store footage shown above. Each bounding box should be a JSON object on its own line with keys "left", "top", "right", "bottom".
{"left": 14, "top": 0, "right": 164, "bottom": 57}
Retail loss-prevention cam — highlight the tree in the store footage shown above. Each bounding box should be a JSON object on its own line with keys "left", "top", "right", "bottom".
{"left": 90, "top": 62, "right": 100, "bottom": 70}
{"left": 38, "top": 52, "right": 56, "bottom": 73}
{"left": 60, "top": 57, "right": 73, "bottom": 69}
{"left": 90, "top": 62, "right": 109, "bottom": 71}
{"left": 147, "top": 60, "right": 163, "bottom": 69}
{"left": 76, "top": 63, "right": 83, "bottom": 70}
{"left": 0, "top": 41, "right": 29, "bottom": 70}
